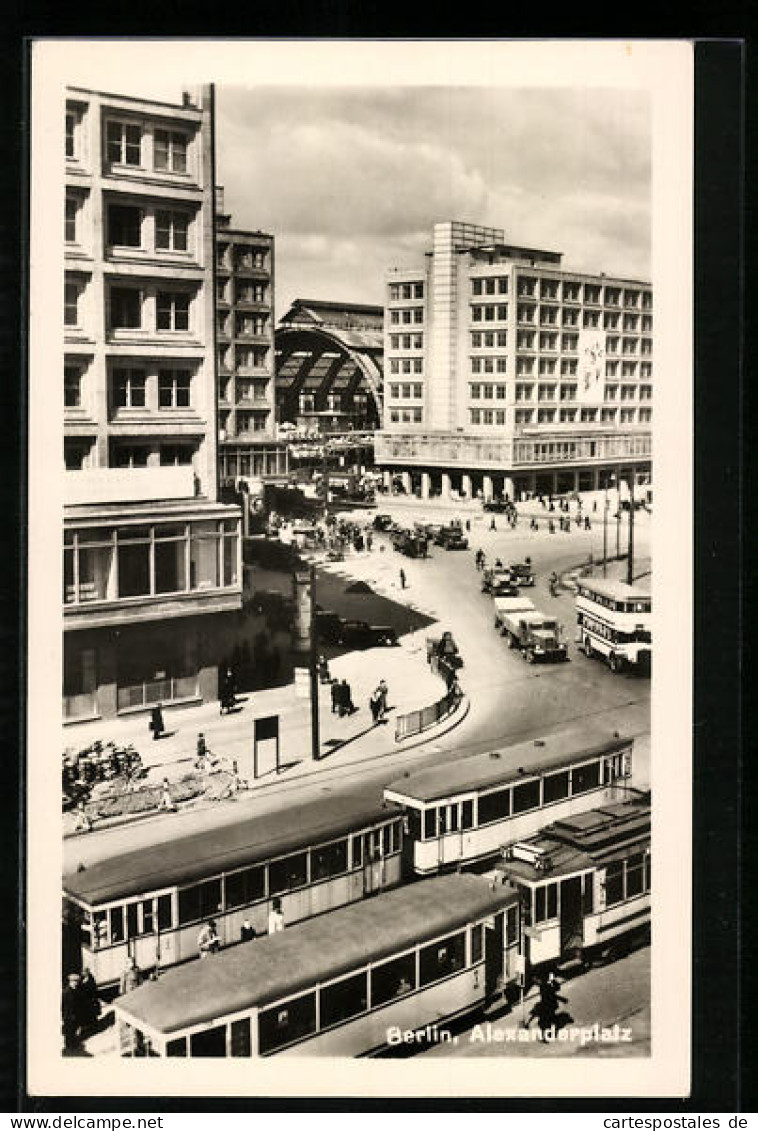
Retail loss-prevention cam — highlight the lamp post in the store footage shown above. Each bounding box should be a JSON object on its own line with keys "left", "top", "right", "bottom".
{"left": 615, "top": 465, "right": 622, "bottom": 560}
{"left": 309, "top": 561, "right": 320, "bottom": 761}
{"left": 626, "top": 471, "right": 635, "bottom": 585}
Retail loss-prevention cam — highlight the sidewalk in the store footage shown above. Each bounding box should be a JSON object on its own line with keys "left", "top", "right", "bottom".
{"left": 63, "top": 624, "right": 465, "bottom": 838}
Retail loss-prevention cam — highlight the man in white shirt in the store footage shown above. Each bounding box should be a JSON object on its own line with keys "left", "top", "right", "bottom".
{"left": 268, "top": 899, "right": 284, "bottom": 934}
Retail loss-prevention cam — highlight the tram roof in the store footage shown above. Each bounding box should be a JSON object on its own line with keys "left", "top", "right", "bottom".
{"left": 115, "top": 873, "right": 516, "bottom": 1034}
{"left": 384, "top": 725, "right": 631, "bottom": 804}
{"left": 576, "top": 578, "right": 651, "bottom": 602}
{"left": 64, "top": 791, "right": 392, "bottom": 906}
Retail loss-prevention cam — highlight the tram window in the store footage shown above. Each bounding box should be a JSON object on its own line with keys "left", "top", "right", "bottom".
{"left": 506, "top": 905, "right": 519, "bottom": 944}
{"left": 636, "top": 628, "right": 652, "bottom": 643}
{"left": 126, "top": 902, "right": 138, "bottom": 939}
{"left": 571, "top": 761, "right": 601, "bottom": 795}
{"left": 258, "top": 992, "right": 317, "bottom": 1054}
{"left": 226, "top": 866, "right": 265, "bottom": 909}
{"left": 320, "top": 971, "right": 368, "bottom": 1029}
{"left": 110, "top": 906, "right": 124, "bottom": 943}
{"left": 190, "top": 1024, "right": 227, "bottom": 1057}
{"left": 478, "top": 788, "right": 510, "bottom": 825}
{"left": 177, "top": 885, "right": 200, "bottom": 926}
{"left": 199, "top": 879, "right": 222, "bottom": 919}
{"left": 535, "top": 883, "right": 558, "bottom": 923}
{"left": 644, "top": 854, "right": 651, "bottom": 891}
{"left": 141, "top": 899, "right": 154, "bottom": 935}
{"left": 513, "top": 779, "right": 540, "bottom": 814}
{"left": 371, "top": 951, "right": 417, "bottom": 1006}
{"left": 352, "top": 834, "right": 363, "bottom": 868}
{"left": 543, "top": 770, "right": 569, "bottom": 803}
{"left": 535, "top": 887, "right": 545, "bottom": 922}
{"left": 470, "top": 923, "right": 483, "bottom": 964}
{"left": 461, "top": 800, "right": 474, "bottom": 830}
{"left": 166, "top": 1037, "right": 187, "bottom": 1057}
{"left": 625, "top": 854, "right": 644, "bottom": 898}
{"left": 582, "top": 874, "right": 594, "bottom": 914}
{"left": 390, "top": 820, "right": 401, "bottom": 853}
{"left": 93, "top": 911, "right": 108, "bottom": 948}
{"left": 547, "top": 883, "right": 558, "bottom": 918}
{"left": 423, "top": 809, "right": 437, "bottom": 839}
{"left": 311, "top": 839, "right": 348, "bottom": 881}
{"left": 269, "top": 852, "right": 308, "bottom": 896}
{"left": 405, "top": 808, "right": 421, "bottom": 841}
{"left": 230, "top": 1018, "right": 252, "bottom": 1057}
{"left": 420, "top": 931, "right": 466, "bottom": 986}
{"left": 157, "top": 894, "right": 172, "bottom": 931}
{"left": 604, "top": 861, "right": 624, "bottom": 906}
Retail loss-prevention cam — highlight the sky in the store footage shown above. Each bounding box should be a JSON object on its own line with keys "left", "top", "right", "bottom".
{"left": 215, "top": 85, "right": 651, "bottom": 317}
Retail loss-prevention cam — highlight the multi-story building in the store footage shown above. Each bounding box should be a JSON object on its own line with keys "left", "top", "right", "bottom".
{"left": 63, "top": 84, "right": 242, "bottom": 723}
{"left": 215, "top": 191, "right": 288, "bottom": 484}
{"left": 375, "top": 221, "right": 653, "bottom": 500}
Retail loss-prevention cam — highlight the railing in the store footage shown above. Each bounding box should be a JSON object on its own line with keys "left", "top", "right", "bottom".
{"left": 395, "top": 681, "right": 463, "bottom": 743}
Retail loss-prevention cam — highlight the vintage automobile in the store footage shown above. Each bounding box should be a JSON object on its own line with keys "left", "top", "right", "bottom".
{"left": 508, "top": 561, "right": 536, "bottom": 586}
{"left": 372, "top": 513, "right": 394, "bottom": 531}
{"left": 441, "top": 530, "right": 469, "bottom": 551}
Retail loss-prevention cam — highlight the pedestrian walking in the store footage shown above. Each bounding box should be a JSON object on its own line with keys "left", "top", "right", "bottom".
{"left": 79, "top": 969, "right": 101, "bottom": 1033}
{"left": 378, "top": 678, "right": 389, "bottom": 718}
{"left": 593, "top": 499, "right": 598, "bottom": 513}
{"left": 268, "top": 899, "right": 285, "bottom": 934}
{"left": 399, "top": 568, "right": 407, "bottom": 589}
{"left": 340, "top": 679, "right": 356, "bottom": 716}
{"left": 367, "top": 532, "right": 373, "bottom": 551}
{"left": 465, "top": 519, "right": 471, "bottom": 532}
{"left": 160, "top": 777, "right": 176, "bottom": 812}
{"left": 490, "top": 517, "right": 497, "bottom": 531}
{"left": 62, "top": 973, "right": 85, "bottom": 1052}
{"left": 195, "top": 732, "right": 211, "bottom": 772}
{"left": 318, "top": 654, "right": 331, "bottom": 684}
{"left": 219, "top": 667, "right": 236, "bottom": 715}
{"left": 330, "top": 678, "right": 341, "bottom": 714}
{"left": 74, "top": 801, "right": 92, "bottom": 833}
{"left": 549, "top": 571, "right": 559, "bottom": 597}
{"left": 370, "top": 687, "right": 383, "bottom": 724}
{"left": 149, "top": 703, "right": 164, "bottom": 741}
{"left": 548, "top": 519, "right": 555, "bottom": 534}
{"left": 584, "top": 515, "right": 591, "bottom": 530}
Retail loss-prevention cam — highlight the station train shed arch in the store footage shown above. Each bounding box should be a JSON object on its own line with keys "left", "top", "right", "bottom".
{"left": 275, "top": 300, "right": 384, "bottom": 430}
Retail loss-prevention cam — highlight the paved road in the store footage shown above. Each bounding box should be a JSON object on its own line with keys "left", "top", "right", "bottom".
{"left": 64, "top": 497, "right": 650, "bottom": 872}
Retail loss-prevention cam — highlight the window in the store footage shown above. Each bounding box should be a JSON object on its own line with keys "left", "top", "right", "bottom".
{"left": 156, "top": 292, "right": 190, "bottom": 331}
{"left": 109, "top": 287, "right": 141, "bottom": 330}
{"left": 625, "top": 853, "right": 645, "bottom": 898}
{"left": 106, "top": 121, "right": 141, "bottom": 166}
{"left": 471, "top": 923, "right": 483, "bottom": 964}
{"left": 156, "top": 210, "right": 189, "bottom": 252}
{"left": 419, "top": 932, "right": 466, "bottom": 986}
{"left": 160, "top": 445, "right": 194, "bottom": 467}
{"left": 113, "top": 368, "right": 146, "bottom": 408}
{"left": 604, "top": 861, "right": 624, "bottom": 906}
{"left": 154, "top": 129, "right": 188, "bottom": 173}
{"left": 64, "top": 366, "right": 82, "bottom": 408}
{"left": 230, "top": 1018, "right": 251, "bottom": 1057}
{"left": 320, "top": 972, "right": 368, "bottom": 1029}
{"left": 64, "top": 280, "right": 82, "bottom": 327}
{"left": 572, "top": 761, "right": 601, "bottom": 795}
{"left": 117, "top": 532, "right": 150, "bottom": 597}
{"left": 310, "top": 839, "right": 348, "bottom": 881}
{"left": 259, "top": 993, "right": 317, "bottom": 1054}
{"left": 108, "top": 204, "right": 142, "bottom": 248}
{"left": 269, "top": 852, "right": 308, "bottom": 895}
{"left": 513, "top": 779, "right": 541, "bottom": 814}
{"left": 478, "top": 788, "right": 510, "bottom": 825}
{"left": 159, "top": 369, "right": 191, "bottom": 408}
{"left": 65, "top": 196, "right": 79, "bottom": 243}
{"left": 461, "top": 799, "right": 474, "bottom": 830}
{"left": 190, "top": 1025, "right": 227, "bottom": 1057}
{"left": 535, "top": 882, "right": 559, "bottom": 923}
{"left": 543, "top": 770, "right": 569, "bottom": 803}
{"left": 423, "top": 809, "right": 436, "bottom": 840}
{"left": 370, "top": 952, "right": 416, "bottom": 1006}
{"left": 65, "top": 110, "right": 77, "bottom": 158}
{"left": 225, "top": 865, "right": 265, "bottom": 909}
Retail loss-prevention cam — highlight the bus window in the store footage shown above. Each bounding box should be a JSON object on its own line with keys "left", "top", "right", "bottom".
{"left": 571, "top": 761, "right": 601, "bottom": 794}
{"left": 370, "top": 952, "right": 416, "bottom": 1006}
{"left": 423, "top": 808, "right": 437, "bottom": 840}
{"left": 419, "top": 931, "right": 466, "bottom": 986}
{"left": 258, "top": 992, "right": 317, "bottom": 1054}
{"left": 269, "top": 852, "right": 308, "bottom": 896}
{"left": 543, "top": 770, "right": 569, "bottom": 803}
{"left": 230, "top": 1018, "right": 251, "bottom": 1057}
{"left": 461, "top": 799, "right": 474, "bottom": 830}
{"left": 513, "top": 779, "right": 540, "bottom": 814}
{"left": 478, "top": 788, "right": 510, "bottom": 825}
{"left": 319, "top": 971, "right": 368, "bottom": 1029}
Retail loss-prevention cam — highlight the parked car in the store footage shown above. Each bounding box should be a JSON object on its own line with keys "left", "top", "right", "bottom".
{"left": 441, "top": 531, "right": 469, "bottom": 550}
{"left": 314, "top": 610, "right": 344, "bottom": 644}
{"left": 507, "top": 562, "right": 536, "bottom": 587}
{"left": 482, "top": 568, "right": 514, "bottom": 594}
{"left": 373, "top": 513, "right": 394, "bottom": 531}
{"left": 339, "top": 620, "right": 399, "bottom": 648}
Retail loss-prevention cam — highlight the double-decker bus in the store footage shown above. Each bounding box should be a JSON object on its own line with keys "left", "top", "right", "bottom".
{"left": 575, "top": 578, "right": 651, "bottom": 673}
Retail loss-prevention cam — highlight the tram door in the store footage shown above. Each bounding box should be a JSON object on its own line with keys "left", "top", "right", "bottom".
{"left": 559, "top": 877, "right": 583, "bottom": 953}
{"left": 437, "top": 803, "right": 462, "bottom": 867}
{"left": 363, "top": 830, "right": 384, "bottom": 895}
{"left": 484, "top": 911, "right": 505, "bottom": 996}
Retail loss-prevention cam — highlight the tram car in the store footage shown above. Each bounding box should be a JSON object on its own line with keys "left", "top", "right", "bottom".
{"left": 63, "top": 792, "right": 404, "bottom": 989}
{"left": 494, "top": 798, "right": 651, "bottom": 972}
{"left": 112, "top": 872, "right": 521, "bottom": 1058}
{"left": 384, "top": 724, "right": 634, "bottom": 875}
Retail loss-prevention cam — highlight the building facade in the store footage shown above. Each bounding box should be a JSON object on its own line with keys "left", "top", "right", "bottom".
{"left": 215, "top": 190, "right": 288, "bottom": 485}
{"left": 64, "top": 84, "right": 242, "bottom": 723}
{"left": 375, "top": 221, "right": 653, "bottom": 500}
